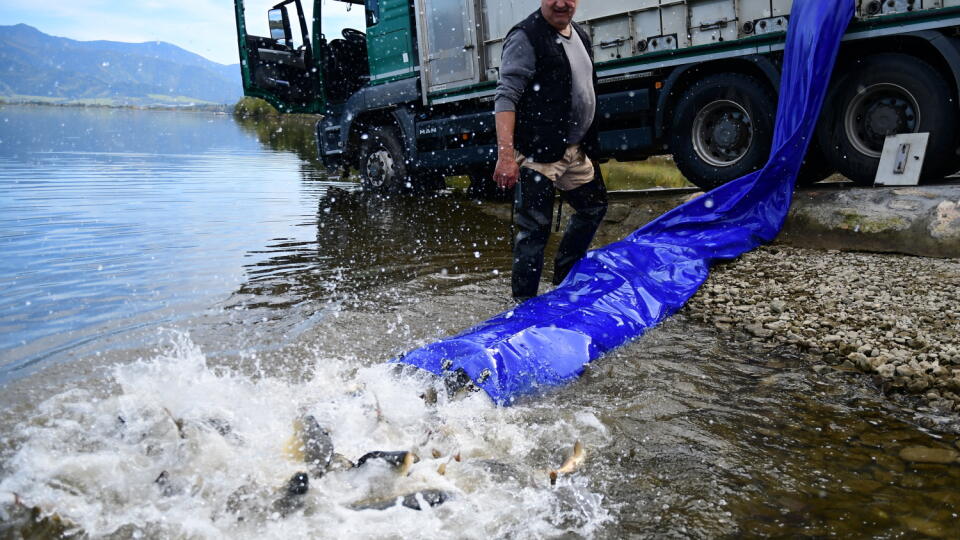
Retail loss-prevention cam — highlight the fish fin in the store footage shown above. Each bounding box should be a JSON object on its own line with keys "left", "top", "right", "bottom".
{"left": 282, "top": 418, "right": 306, "bottom": 461}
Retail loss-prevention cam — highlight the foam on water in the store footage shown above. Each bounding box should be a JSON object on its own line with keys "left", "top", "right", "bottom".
{"left": 0, "top": 333, "right": 612, "bottom": 538}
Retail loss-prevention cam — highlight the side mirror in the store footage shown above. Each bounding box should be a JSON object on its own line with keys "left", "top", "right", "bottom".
{"left": 268, "top": 8, "right": 292, "bottom": 43}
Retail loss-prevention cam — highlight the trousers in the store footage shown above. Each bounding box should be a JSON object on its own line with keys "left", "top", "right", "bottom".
{"left": 511, "top": 165, "right": 607, "bottom": 301}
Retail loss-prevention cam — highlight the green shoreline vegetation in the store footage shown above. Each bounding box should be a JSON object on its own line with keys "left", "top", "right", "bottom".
{"left": 0, "top": 95, "right": 231, "bottom": 112}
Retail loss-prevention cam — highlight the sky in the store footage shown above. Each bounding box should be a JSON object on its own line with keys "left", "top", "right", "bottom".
{"left": 0, "top": 0, "right": 365, "bottom": 65}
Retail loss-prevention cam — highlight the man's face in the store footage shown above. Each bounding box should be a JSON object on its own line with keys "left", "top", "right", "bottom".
{"left": 541, "top": 0, "right": 578, "bottom": 31}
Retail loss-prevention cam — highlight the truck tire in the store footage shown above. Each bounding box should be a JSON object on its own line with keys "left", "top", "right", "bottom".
{"left": 670, "top": 73, "right": 776, "bottom": 190}
{"left": 816, "top": 53, "right": 959, "bottom": 186}
{"left": 359, "top": 126, "right": 409, "bottom": 194}
{"left": 796, "top": 142, "right": 835, "bottom": 187}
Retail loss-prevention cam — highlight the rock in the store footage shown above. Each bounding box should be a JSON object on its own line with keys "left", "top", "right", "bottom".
{"left": 925, "top": 490, "right": 960, "bottom": 506}
{"left": 898, "top": 446, "right": 959, "bottom": 464}
{"left": 848, "top": 352, "right": 872, "bottom": 371}
{"left": 770, "top": 300, "right": 787, "bottom": 314}
{"left": 876, "top": 364, "right": 896, "bottom": 379}
{"left": 898, "top": 515, "right": 951, "bottom": 539}
{"left": 927, "top": 200, "right": 960, "bottom": 240}
{"left": 907, "top": 378, "right": 930, "bottom": 392}
{"left": 746, "top": 324, "right": 773, "bottom": 338}
{"left": 602, "top": 203, "right": 632, "bottom": 223}
{"left": 896, "top": 364, "right": 917, "bottom": 377}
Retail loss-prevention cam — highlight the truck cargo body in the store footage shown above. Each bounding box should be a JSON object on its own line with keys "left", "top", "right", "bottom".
{"left": 234, "top": 0, "right": 960, "bottom": 191}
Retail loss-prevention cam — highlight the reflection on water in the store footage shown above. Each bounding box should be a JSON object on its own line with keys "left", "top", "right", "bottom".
{"left": 0, "top": 106, "right": 353, "bottom": 380}
{"left": 236, "top": 191, "right": 511, "bottom": 311}
{"left": 1, "top": 106, "right": 958, "bottom": 539}
{"left": 232, "top": 113, "right": 322, "bottom": 168}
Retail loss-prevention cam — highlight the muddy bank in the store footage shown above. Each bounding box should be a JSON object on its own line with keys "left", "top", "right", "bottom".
{"left": 682, "top": 246, "right": 960, "bottom": 431}
{"left": 602, "top": 183, "right": 960, "bottom": 424}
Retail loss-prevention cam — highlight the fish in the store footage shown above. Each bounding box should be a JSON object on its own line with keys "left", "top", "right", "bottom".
{"left": 328, "top": 453, "right": 355, "bottom": 471}
{"left": 348, "top": 489, "right": 450, "bottom": 511}
{"left": 284, "top": 415, "right": 334, "bottom": 476}
{"left": 420, "top": 387, "right": 439, "bottom": 406}
{"left": 354, "top": 451, "right": 419, "bottom": 475}
{"left": 162, "top": 407, "right": 186, "bottom": 439}
{"left": 271, "top": 472, "right": 310, "bottom": 517}
{"left": 549, "top": 440, "right": 586, "bottom": 486}
{"left": 442, "top": 368, "right": 481, "bottom": 400}
{"left": 155, "top": 470, "right": 178, "bottom": 497}
{"left": 0, "top": 492, "right": 74, "bottom": 537}
{"left": 437, "top": 451, "right": 463, "bottom": 475}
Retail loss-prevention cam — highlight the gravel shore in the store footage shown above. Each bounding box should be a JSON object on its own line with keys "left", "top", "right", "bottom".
{"left": 682, "top": 246, "right": 960, "bottom": 423}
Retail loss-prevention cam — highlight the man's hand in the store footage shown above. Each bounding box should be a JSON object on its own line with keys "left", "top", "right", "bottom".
{"left": 494, "top": 154, "right": 520, "bottom": 190}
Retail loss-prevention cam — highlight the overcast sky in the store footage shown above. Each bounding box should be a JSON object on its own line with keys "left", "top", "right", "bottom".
{"left": 0, "top": 0, "right": 365, "bottom": 65}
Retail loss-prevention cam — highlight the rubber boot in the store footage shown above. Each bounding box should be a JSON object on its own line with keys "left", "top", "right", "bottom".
{"left": 553, "top": 171, "right": 607, "bottom": 285}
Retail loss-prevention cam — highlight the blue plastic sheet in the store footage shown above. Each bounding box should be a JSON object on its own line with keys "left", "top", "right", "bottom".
{"left": 394, "top": 0, "right": 856, "bottom": 405}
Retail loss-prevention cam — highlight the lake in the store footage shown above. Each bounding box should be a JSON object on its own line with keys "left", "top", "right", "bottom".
{"left": 0, "top": 105, "right": 957, "bottom": 539}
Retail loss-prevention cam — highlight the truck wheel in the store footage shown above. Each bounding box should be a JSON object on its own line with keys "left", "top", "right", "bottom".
{"left": 670, "top": 73, "right": 776, "bottom": 190}
{"left": 359, "top": 126, "right": 409, "bottom": 194}
{"left": 816, "top": 53, "right": 959, "bottom": 186}
{"left": 796, "top": 142, "right": 835, "bottom": 187}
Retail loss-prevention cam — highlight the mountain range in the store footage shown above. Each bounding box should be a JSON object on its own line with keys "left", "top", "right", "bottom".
{"left": 0, "top": 24, "right": 243, "bottom": 106}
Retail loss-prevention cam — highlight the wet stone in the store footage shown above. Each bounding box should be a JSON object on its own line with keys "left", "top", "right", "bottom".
{"left": 898, "top": 446, "right": 959, "bottom": 464}
{"left": 898, "top": 472, "right": 943, "bottom": 490}
{"left": 746, "top": 324, "right": 773, "bottom": 338}
{"left": 924, "top": 490, "right": 960, "bottom": 506}
{"left": 843, "top": 477, "right": 883, "bottom": 494}
{"left": 602, "top": 203, "right": 632, "bottom": 223}
{"left": 898, "top": 514, "right": 952, "bottom": 539}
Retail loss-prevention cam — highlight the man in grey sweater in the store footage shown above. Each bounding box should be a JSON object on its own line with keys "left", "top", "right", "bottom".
{"left": 494, "top": 0, "right": 608, "bottom": 302}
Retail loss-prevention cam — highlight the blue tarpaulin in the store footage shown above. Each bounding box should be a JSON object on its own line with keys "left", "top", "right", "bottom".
{"left": 394, "top": 0, "right": 856, "bottom": 405}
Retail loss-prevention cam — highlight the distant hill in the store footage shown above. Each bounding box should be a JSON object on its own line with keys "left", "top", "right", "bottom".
{"left": 0, "top": 24, "right": 242, "bottom": 106}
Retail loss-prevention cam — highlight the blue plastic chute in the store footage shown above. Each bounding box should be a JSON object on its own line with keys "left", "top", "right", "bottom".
{"left": 394, "top": 0, "right": 856, "bottom": 405}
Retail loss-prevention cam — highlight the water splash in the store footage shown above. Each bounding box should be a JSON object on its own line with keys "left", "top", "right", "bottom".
{"left": 1, "top": 332, "right": 611, "bottom": 538}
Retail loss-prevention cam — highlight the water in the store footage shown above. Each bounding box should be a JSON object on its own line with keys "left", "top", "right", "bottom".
{"left": 1, "top": 105, "right": 958, "bottom": 538}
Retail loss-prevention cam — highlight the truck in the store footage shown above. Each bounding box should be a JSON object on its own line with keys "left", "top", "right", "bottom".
{"left": 232, "top": 0, "right": 960, "bottom": 193}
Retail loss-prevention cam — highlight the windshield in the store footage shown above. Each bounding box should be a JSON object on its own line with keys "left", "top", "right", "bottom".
{"left": 242, "top": 0, "right": 365, "bottom": 48}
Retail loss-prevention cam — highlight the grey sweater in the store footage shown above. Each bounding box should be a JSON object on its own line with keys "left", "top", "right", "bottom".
{"left": 494, "top": 26, "right": 597, "bottom": 149}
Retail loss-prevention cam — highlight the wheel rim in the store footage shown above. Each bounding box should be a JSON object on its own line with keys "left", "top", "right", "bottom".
{"left": 364, "top": 148, "right": 395, "bottom": 189}
{"left": 844, "top": 82, "right": 920, "bottom": 158}
{"left": 691, "top": 99, "right": 755, "bottom": 167}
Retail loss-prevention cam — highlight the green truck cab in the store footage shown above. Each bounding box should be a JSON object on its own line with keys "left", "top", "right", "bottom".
{"left": 234, "top": 1, "right": 960, "bottom": 193}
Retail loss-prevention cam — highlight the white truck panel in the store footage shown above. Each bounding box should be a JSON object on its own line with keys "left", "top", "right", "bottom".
{"left": 772, "top": 0, "right": 793, "bottom": 16}
{"left": 420, "top": 0, "right": 954, "bottom": 92}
